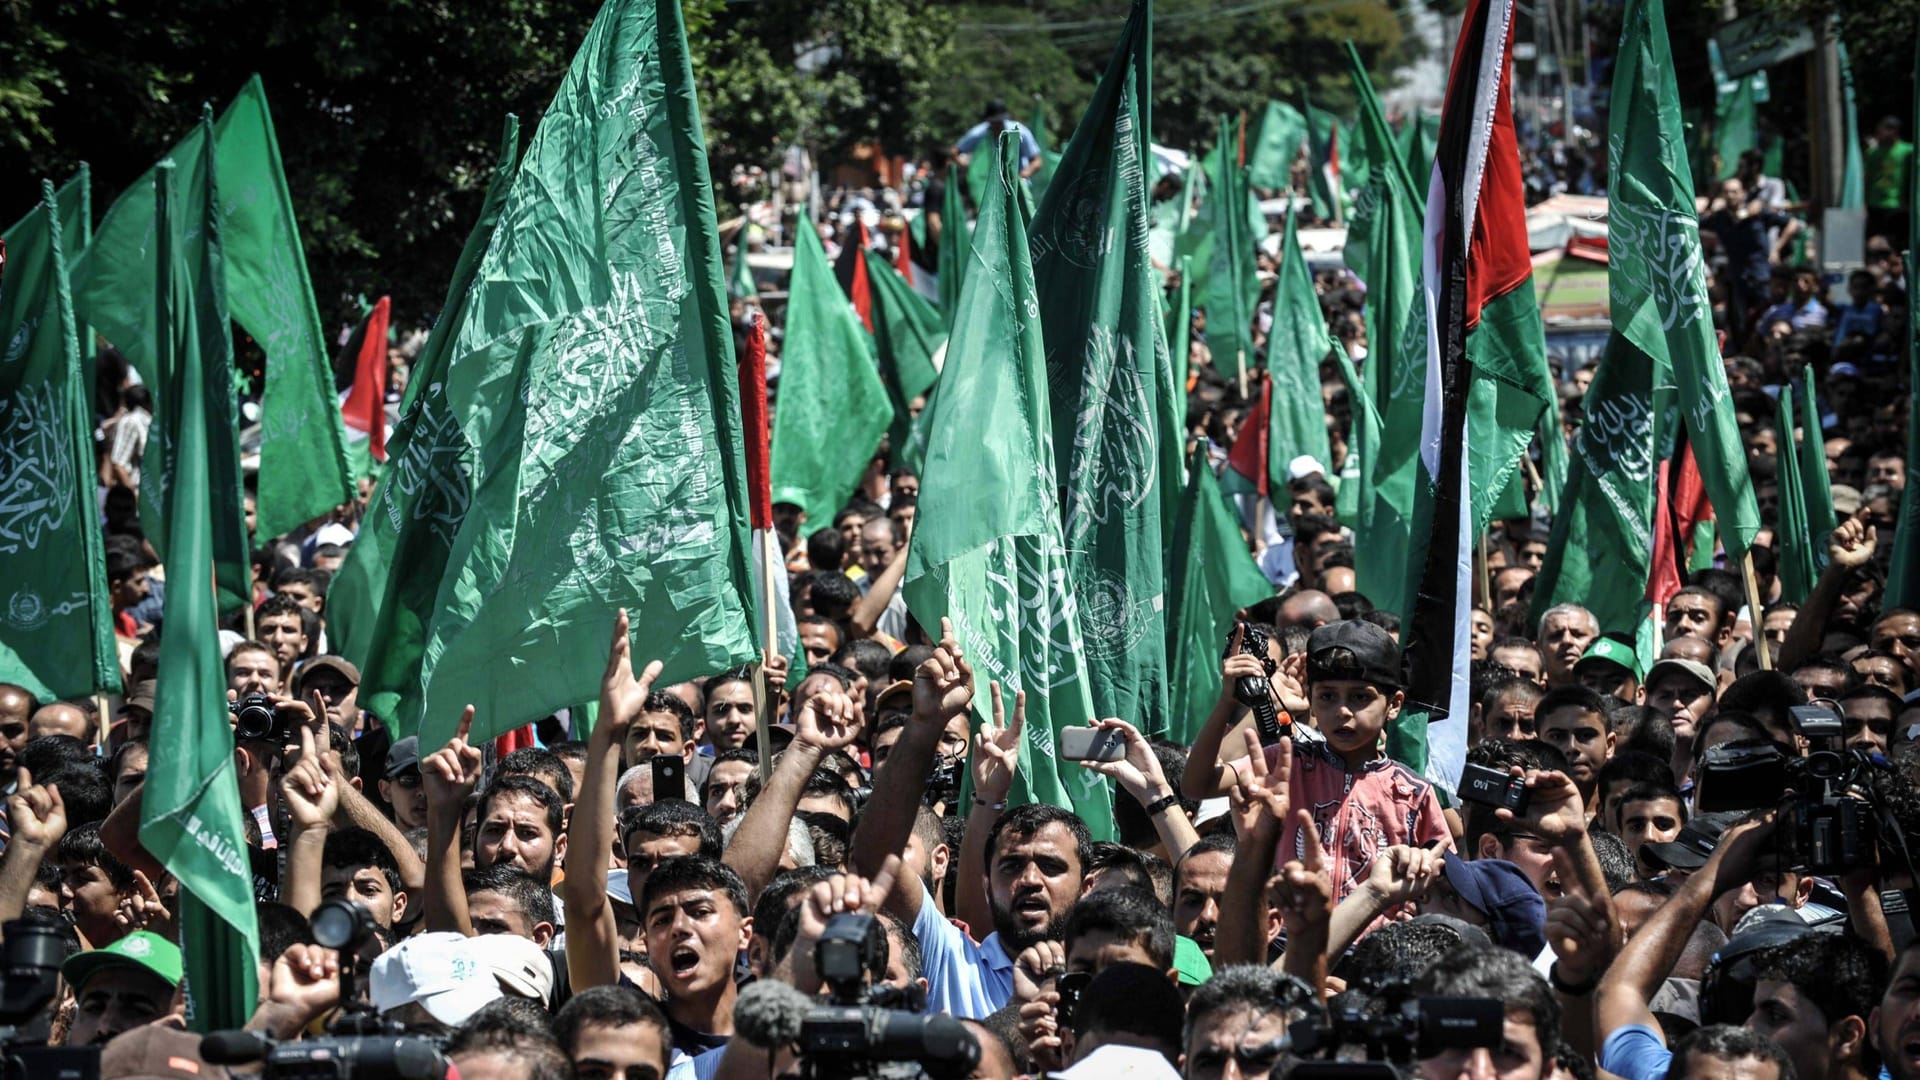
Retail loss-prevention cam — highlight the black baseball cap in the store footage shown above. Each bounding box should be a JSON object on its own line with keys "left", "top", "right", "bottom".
{"left": 1305, "top": 620, "right": 1403, "bottom": 690}
{"left": 1641, "top": 811, "right": 1744, "bottom": 871}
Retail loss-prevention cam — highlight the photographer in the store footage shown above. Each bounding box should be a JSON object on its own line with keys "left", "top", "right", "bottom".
{"left": 1414, "top": 948, "right": 1560, "bottom": 1080}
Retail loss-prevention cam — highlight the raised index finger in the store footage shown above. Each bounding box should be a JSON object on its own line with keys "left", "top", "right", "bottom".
{"left": 455, "top": 705, "right": 475, "bottom": 744}
{"left": 1295, "top": 809, "right": 1324, "bottom": 871}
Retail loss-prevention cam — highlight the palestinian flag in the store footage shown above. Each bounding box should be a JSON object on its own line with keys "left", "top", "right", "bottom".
{"left": 834, "top": 221, "right": 876, "bottom": 332}
{"left": 1648, "top": 432, "right": 1711, "bottom": 607}
{"left": 340, "top": 294, "right": 390, "bottom": 468}
{"left": 740, "top": 312, "right": 800, "bottom": 681}
{"left": 894, "top": 221, "right": 915, "bottom": 285}
{"left": 1397, "top": 0, "right": 1553, "bottom": 793}
{"left": 1221, "top": 374, "right": 1273, "bottom": 497}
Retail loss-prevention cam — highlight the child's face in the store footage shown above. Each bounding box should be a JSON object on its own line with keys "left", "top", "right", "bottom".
{"left": 1307, "top": 678, "right": 1401, "bottom": 755}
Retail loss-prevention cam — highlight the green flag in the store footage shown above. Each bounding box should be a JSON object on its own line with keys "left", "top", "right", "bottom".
{"left": 414, "top": 0, "right": 759, "bottom": 746}
{"left": 937, "top": 164, "right": 971, "bottom": 322}
{"left": 1713, "top": 75, "right": 1759, "bottom": 181}
{"left": 1796, "top": 365, "right": 1836, "bottom": 546}
{"left": 770, "top": 223, "right": 891, "bottom": 528}
{"left": 1204, "top": 114, "right": 1259, "bottom": 388}
{"left": 866, "top": 255, "right": 944, "bottom": 458}
{"left": 1167, "top": 448, "right": 1273, "bottom": 741}
{"left": 1837, "top": 35, "right": 1865, "bottom": 210}
{"left": 215, "top": 76, "right": 356, "bottom": 540}
{"left": 0, "top": 182, "right": 121, "bottom": 701}
{"left": 1032, "top": 0, "right": 1179, "bottom": 738}
{"left": 903, "top": 133, "right": 1109, "bottom": 837}
{"left": 1247, "top": 101, "right": 1307, "bottom": 192}
{"left": 328, "top": 116, "right": 521, "bottom": 735}
{"left": 1606, "top": 0, "right": 1759, "bottom": 559}
{"left": 1267, "top": 210, "right": 1333, "bottom": 478}
{"left": 1342, "top": 44, "right": 1425, "bottom": 616}
{"left": 1304, "top": 95, "right": 1344, "bottom": 222}
{"left": 1029, "top": 97, "right": 1060, "bottom": 202}
{"left": 1332, "top": 350, "right": 1397, "bottom": 597}
{"left": 1168, "top": 254, "right": 1193, "bottom": 397}
{"left": 1396, "top": 112, "right": 1440, "bottom": 183}
{"left": 138, "top": 159, "right": 260, "bottom": 1034}
{"left": 1887, "top": 39, "right": 1920, "bottom": 609}
{"left": 728, "top": 240, "right": 755, "bottom": 301}
{"left": 1774, "top": 383, "right": 1819, "bottom": 603}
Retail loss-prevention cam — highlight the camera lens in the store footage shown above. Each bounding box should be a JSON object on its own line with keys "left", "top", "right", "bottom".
{"left": 311, "top": 899, "right": 375, "bottom": 950}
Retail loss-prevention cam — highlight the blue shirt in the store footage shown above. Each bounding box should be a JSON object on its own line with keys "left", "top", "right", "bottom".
{"left": 913, "top": 896, "right": 1015, "bottom": 1018}
{"left": 1600, "top": 1023, "right": 1672, "bottom": 1080}
{"left": 954, "top": 120, "right": 1043, "bottom": 168}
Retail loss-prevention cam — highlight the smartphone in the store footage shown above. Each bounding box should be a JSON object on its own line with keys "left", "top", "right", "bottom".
{"left": 650, "top": 754, "right": 687, "bottom": 803}
{"left": 1456, "top": 762, "right": 1528, "bottom": 813}
{"left": 1058, "top": 726, "right": 1127, "bottom": 762}
{"left": 1055, "top": 970, "right": 1093, "bottom": 1029}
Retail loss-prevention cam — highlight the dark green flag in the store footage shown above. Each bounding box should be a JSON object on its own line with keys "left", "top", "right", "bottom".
{"left": 770, "top": 223, "right": 891, "bottom": 528}
{"left": 903, "top": 134, "right": 1109, "bottom": 837}
{"left": 1031, "top": 0, "right": 1179, "bottom": 737}
{"left": 328, "top": 116, "right": 520, "bottom": 735}
{"left": 728, "top": 240, "right": 755, "bottom": 301}
{"left": 416, "top": 0, "right": 759, "bottom": 745}
{"left": 1168, "top": 254, "right": 1193, "bottom": 399}
{"left": 1167, "top": 447, "right": 1273, "bottom": 741}
{"left": 1267, "top": 210, "right": 1333, "bottom": 477}
{"left": 1796, "top": 365, "right": 1837, "bottom": 549}
{"left": 1204, "top": 114, "right": 1260, "bottom": 390}
{"left": 1774, "top": 383, "right": 1818, "bottom": 603}
{"left": 1029, "top": 97, "right": 1060, "bottom": 202}
{"left": 1247, "top": 101, "right": 1307, "bottom": 193}
{"left": 865, "top": 255, "right": 944, "bottom": 458}
{"left": 938, "top": 164, "right": 972, "bottom": 322}
{"left": 0, "top": 182, "right": 121, "bottom": 700}
{"left": 138, "top": 158, "right": 260, "bottom": 1034}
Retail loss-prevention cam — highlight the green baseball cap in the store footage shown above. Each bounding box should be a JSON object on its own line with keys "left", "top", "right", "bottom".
{"left": 1173, "top": 935, "right": 1214, "bottom": 986}
{"left": 1575, "top": 637, "right": 1640, "bottom": 680}
{"left": 62, "top": 930, "right": 183, "bottom": 991}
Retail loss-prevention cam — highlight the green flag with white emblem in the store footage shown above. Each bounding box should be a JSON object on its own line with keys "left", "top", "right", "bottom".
{"left": 1267, "top": 210, "right": 1333, "bottom": 479}
{"left": 1167, "top": 448, "right": 1273, "bottom": 741}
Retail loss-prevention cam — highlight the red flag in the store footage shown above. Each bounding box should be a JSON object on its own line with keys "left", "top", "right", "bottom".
{"left": 740, "top": 312, "right": 772, "bottom": 531}
{"left": 1225, "top": 376, "right": 1273, "bottom": 496}
{"left": 894, "top": 224, "right": 915, "bottom": 285}
{"left": 340, "top": 295, "right": 390, "bottom": 461}
{"left": 1648, "top": 435, "right": 1711, "bottom": 605}
{"left": 834, "top": 222, "right": 875, "bottom": 332}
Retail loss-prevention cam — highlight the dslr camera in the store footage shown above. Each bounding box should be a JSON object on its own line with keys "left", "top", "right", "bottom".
{"left": 1694, "top": 703, "right": 1885, "bottom": 875}
{"left": 230, "top": 693, "right": 295, "bottom": 747}
{"left": 1, "top": 916, "right": 97, "bottom": 1080}
{"left": 797, "top": 913, "right": 980, "bottom": 1079}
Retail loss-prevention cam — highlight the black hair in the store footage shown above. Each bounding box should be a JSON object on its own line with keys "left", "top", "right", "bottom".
{"left": 1183, "top": 965, "right": 1290, "bottom": 1049}
{"left": 447, "top": 998, "right": 569, "bottom": 1080}
{"left": 638, "top": 855, "right": 750, "bottom": 921}
{"left": 257, "top": 902, "right": 316, "bottom": 962}
{"left": 548, "top": 740, "right": 588, "bottom": 767}
{"left": 323, "top": 827, "right": 404, "bottom": 895}
{"left": 699, "top": 748, "right": 759, "bottom": 804}
{"left": 1752, "top": 932, "right": 1887, "bottom": 1075}
{"left": 983, "top": 803, "right": 1092, "bottom": 878}
{"left": 43, "top": 763, "right": 111, "bottom": 826}
{"left": 1075, "top": 962, "right": 1186, "bottom": 1061}
{"left": 1596, "top": 750, "right": 1677, "bottom": 795}
{"left": 809, "top": 572, "right": 861, "bottom": 622}
{"left": 103, "top": 534, "right": 153, "bottom": 583}
{"left": 1333, "top": 917, "right": 1477, "bottom": 988}
{"left": 551, "top": 985, "right": 670, "bottom": 1064}
{"left": 1335, "top": 591, "right": 1377, "bottom": 620}
{"left": 799, "top": 767, "right": 854, "bottom": 818}
{"left": 754, "top": 866, "right": 836, "bottom": 943}
{"left": 1719, "top": 670, "right": 1808, "bottom": 732}
{"left": 831, "top": 639, "right": 893, "bottom": 684}
{"left": 1535, "top": 685, "right": 1611, "bottom": 726}
{"left": 797, "top": 614, "right": 844, "bottom": 651}
{"left": 1063, "top": 886, "right": 1174, "bottom": 972}
{"left": 477, "top": 773, "right": 566, "bottom": 837}
{"left": 806, "top": 527, "right": 846, "bottom": 573}
{"left": 1621, "top": 709, "right": 1677, "bottom": 761}
{"left": 619, "top": 799, "right": 723, "bottom": 859}
{"left": 638, "top": 690, "right": 696, "bottom": 742}
{"left": 889, "top": 645, "right": 935, "bottom": 683}
{"left": 1415, "top": 946, "right": 1560, "bottom": 1059}
{"left": 55, "top": 822, "right": 136, "bottom": 890}
{"left": 21, "top": 734, "right": 93, "bottom": 778}
{"left": 1689, "top": 570, "right": 1745, "bottom": 632}
{"left": 802, "top": 661, "right": 859, "bottom": 692}
{"left": 1359, "top": 609, "right": 1401, "bottom": 636}
{"left": 1480, "top": 676, "right": 1545, "bottom": 715}
{"left": 1665, "top": 1025, "right": 1797, "bottom": 1080}
{"left": 256, "top": 591, "right": 310, "bottom": 631}
{"left": 493, "top": 747, "right": 575, "bottom": 803}
{"left": 1589, "top": 829, "right": 1635, "bottom": 893}
{"left": 462, "top": 864, "right": 557, "bottom": 928}
{"left": 270, "top": 566, "right": 332, "bottom": 597}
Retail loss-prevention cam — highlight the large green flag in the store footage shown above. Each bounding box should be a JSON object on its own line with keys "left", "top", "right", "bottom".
{"left": 1887, "top": 39, "right": 1920, "bottom": 609}
{"left": 903, "top": 133, "right": 1109, "bottom": 838}
{"left": 1529, "top": 334, "right": 1666, "bottom": 635}
{"left": 0, "top": 182, "right": 121, "bottom": 701}
{"left": 938, "top": 164, "right": 972, "bottom": 321}
{"left": 1167, "top": 448, "right": 1273, "bottom": 741}
{"left": 1267, "top": 210, "right": 1333, "bottom": 476}
{"left": 1837, "top": 36, "right": 1865, "bottom": 211}
{"left": 415, "top": 0, "right": 759, "bottom": 746}
{"left": 1396, "top": 112, "right": 1440, "bottom": 183}
{"left": 1774, "top": 383, "right": 1819, "bottom": 603}
{"left": 1247, "top": 101, "right": 1307, "bottom": 192}
{"left": 1606, "top": 0, "right": 1759, "bottom": 559}
{"left": 328, "top": 116, "right": 521, "bottom": 735}
{"left": 215, "top": 76, "right": 355, "bottom": 539}
{"left": 1032, "top": 0, "right": 1178, "bottom": 738}
{"left": 770, "top": 223, "right": 891, "bottom": 528}
{"left": 1342, "top": 44, "right": 1425, "bottom": 616}
{"left": 1204, "top": 114, "right": 1260, "bottom": 388}
{"left": 138, "top": 159, "right": 260, "bottom": 1034}
{"left": 866, "top": 255, "right": 944, "bottom": 458}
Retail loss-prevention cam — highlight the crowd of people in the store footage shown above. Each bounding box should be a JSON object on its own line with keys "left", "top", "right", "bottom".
{"left": 3, "top": 63, "right": 1920, "bottom": 1080}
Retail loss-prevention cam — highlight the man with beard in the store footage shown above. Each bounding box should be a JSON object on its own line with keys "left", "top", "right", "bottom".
{"left": 61, "top": 931, "right": 181, "bottom": 1046}
{"left": 1172, "top": 833, "right": 1234, "bottom": 961}
{"left": 849, "top": 628, "right": 1088, "bottom": 1018}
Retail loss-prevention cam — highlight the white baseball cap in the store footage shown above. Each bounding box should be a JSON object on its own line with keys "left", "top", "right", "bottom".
{"left": 369, "top": 932, "right": 502, "bottom": 1026}
{"left": 479, "top": 934, "right": 555, "bottom": 1003}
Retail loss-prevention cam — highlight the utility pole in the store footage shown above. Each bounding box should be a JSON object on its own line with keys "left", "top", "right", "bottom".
{"left": 1809, "top": 19, "right": 1844, "bottom": 257}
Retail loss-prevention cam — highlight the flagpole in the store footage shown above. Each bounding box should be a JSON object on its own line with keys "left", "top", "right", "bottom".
{"left": 1475, "top": 533, "right": 1492, "bottom": 610}
{"left": 754, "top": 529, "right": 780, "bottom": 785}
{"left": 1740, "top": 551, "right": 1772, "bottom": 669}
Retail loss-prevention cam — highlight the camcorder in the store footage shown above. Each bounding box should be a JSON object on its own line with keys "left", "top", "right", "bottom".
{"left": 201, "top": 900, "right": 450, "bottom": 1080}
{"left": 1228, "top": 622, "right": 1287, "bottom": 745}
{"left": 797, "top": 913, "right": 980, "bottom": 1079}
{"left": 1694, "top": 703, "right": 1916, "bottom": 878}
{"left": 1283, "top": 976, "right": 1507, "bottom": 1080}
{"left": 0, "top": 916, "right": 97, "bottom": 1080}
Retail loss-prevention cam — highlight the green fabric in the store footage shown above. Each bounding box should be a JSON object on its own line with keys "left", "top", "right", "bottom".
{"left": 1864, "top": 140, "right": 1913, "bottom": 210}
{"left": 1888, "top": 39, "right": 1920, "bottom": 609}
{"left": 864, "top": 255, "right": 943, "bottom": 460}
{"left": 1031, "top": 0, "right": 1178, "bottom": 738}
{"left": 1267, "top": 211, "right": 1332, "bottom": 477}
{"left": 728, "top": 240, "right": 755, "bottom": 300}
{"left": 1204, "top": 114, "right": 1260, "bottom": 387}
{"left": 1714, "top": 76, "right": 1759, "bottom": 181}
{"left": 215, "top": 76, "right": 356, "bottom": 540}
{"left": 1341, "top": 45, "right": 1425, "bottom": 616}
{"left": 1247, "top": 101, "right": 1307, "bottom": 192}
{"left": 938, "top": 164, "right": 971, "bottom": 322}
{"left": 1166, "top": 448, "right": 1272, "bottom": 741}
{"left": 1462, "top": 283, "right": 1556, "bottom": 535}
{"left": 1774, "top": 384, "right": 1818, "bottom": 603}
{"left": 770, "top": 223, "right": 890, "bottom": 527}
{"left": 1606, "top": 0, "right": 1759, "bottom": 559}
{"left": 902, "top": 133, "right": 1109, "bottom": 838}
{"left": 414, "top": 0, "right": 759, "bottom": 746}
{"left": 138, "top": 158, "right": 260, "bottom": 1033}
{"left": 71, "top": 119, "right": 250, "bottom": 612}
{"left": 1029, "top": 97, "right": 1060, "bottom": 202}
{"left": 1837, "top": 37, "right": 1865, "bottom": 211}
{"left": 1304, "top": 95, "right": 1344, "bottom": 222}
{"left": 1530, "top": 334, "right": 1664, "bottom": 636}
{"left": 1396, "top": 112, "right": 1440, "bottom": 183}
{"left": 1168, "top": 254, "right": 1193, "bottom": 397}
{"left": 1796, "top": 365, "right": 1836, "bottom": 546}
{"left": 329, "top": 116, "right": 520, "bottom": 736}
{"left": 0, "top": 181, "right": 121, "bottom": 700}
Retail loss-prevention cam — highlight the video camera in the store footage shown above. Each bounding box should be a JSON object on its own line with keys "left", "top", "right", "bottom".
{"left": 1273, "top": 975, "right": 1505, "bottom": 1080}
{"left": 796, "top": 913, "right": 979, "bottom": 1079}
{"left": 1694, "top": 703, "right": 1897, "bottom": 876}
{"left": 0, "top": 916, "right": 97, "bottom": 1080}
{"left": 200, "top": 900, "right": 450, "bottom": 1080}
